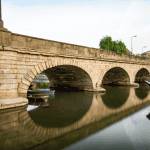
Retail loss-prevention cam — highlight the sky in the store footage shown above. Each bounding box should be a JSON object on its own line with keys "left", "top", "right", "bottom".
{"left": 1, "top": 0, "right": 150, "bottom": 54}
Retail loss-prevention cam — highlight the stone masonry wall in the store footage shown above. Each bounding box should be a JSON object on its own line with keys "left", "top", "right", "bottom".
{"left": 1, "top": 27, "right": 150, "bottom": 99}
{"left": 0, "top": 27, "right": 150, "bottom": 65}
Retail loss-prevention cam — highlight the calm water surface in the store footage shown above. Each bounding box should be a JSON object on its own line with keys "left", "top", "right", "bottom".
{"left": 1, "top": 83, "right": 150, "bottom": 150}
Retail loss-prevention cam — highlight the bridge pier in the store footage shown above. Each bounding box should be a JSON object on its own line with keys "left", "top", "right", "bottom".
{"left": 129, "top": 83, "right": 139, "bottom": 88}
{"left": 84, "top": 87, "right": 106, "bottom": 92}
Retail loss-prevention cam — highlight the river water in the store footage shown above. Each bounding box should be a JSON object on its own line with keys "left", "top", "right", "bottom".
{"left": 1, "top": 83, "right": 150, "bottom": 150}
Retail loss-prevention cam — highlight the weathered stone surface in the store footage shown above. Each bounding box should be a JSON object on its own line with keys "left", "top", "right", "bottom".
{"left": 27, "top": 70, "right": 36, "bottom": 79}
{"left": 18, "top": 83, "right": 28, "bottom": 89}
{"left": 18, "top": 88, "right": 28, "bottom": 94}
{"left": 45, "top": 61, "right": 49, "bottom": 68}
{"left": 0, "top": 89, "right": 18, "bottom": 99}
{"left": 24, "top": 74, "right": 33, "bottom": 82}
{"left": 0, "top": 74, "right": 17, "bottom": 79}
{"left": 22, "top": 78, "right": 30, "bottom": 86}
{"left": 34, "top": 65, "right": 41, "bottom": 74}
{"left": 0, "top": 79, "right": 18, "bottom": 84}
{"left": 0, "top": 69, "right": 17, "bottom": 74}
{"left": 38, "top": 63, "right": 44, "bottom": 72}
{"left": 0, "top": 25, "right": 150, "bottom": 102}
{"left": 0, "top": 83, "right": 18, "bottom": 89}
{"left": 42, "top": 62, "right": 47, "bottom": 70}
{"left": 0, "top": 97, "right": 28, "bottom": 110}
{"left": 0, "top": 60, "right": 17, "bottom": 64}
{"left": 0, "top": 64, "right": 17, "bottom": 69}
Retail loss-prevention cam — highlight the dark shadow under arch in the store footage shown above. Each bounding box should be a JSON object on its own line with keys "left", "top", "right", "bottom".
{"left": 43, "top": 65, "right": 93, "bottom": 92}
{"left": 102, "top": 67, "right": 130, "bottom": 86}
{"left": 134, "top": 68, "right": 150, "bottom": 83}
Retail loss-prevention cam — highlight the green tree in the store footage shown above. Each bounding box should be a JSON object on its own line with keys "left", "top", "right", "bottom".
{"left": 110, "top": 41, "right": 115, "bottom": 51}
{"left": 100, "top": 36, "right": 112, "bottom": 50}
{"left": 120, "top": 42, "right": 127, "bottom": 54}
{"left": 114, "top": 42, "right": 121, "bottom": 52}
{"left": 99, "top": 36, "right": 127, "bottom": 54}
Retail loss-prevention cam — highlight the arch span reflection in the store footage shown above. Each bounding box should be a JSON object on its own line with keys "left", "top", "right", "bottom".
{"left": 135, "top": 83, "right": 149, "bottom": 100}
{"left": 101, "top": 85, "right": 130, "bottom": 108}
{"left": 1, "top": 85, "right": 150, "bottom": 149}
{"left": 28, "top": 92, "right": 93, "bottom": 127}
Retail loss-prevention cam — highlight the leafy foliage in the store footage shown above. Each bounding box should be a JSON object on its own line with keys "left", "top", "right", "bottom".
{"left": 99, "top": 36, "right": 127, "bottom": 54}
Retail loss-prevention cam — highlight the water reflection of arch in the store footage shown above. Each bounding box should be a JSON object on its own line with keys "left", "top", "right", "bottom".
{"left": 135, "top": 83, "right": 150, "bottom": 100}
{"left": 18, "top": 87, "right": 150, "bottom": 140}
{"left": 28, "top": 92, "right": 93, "bottom": 128}
{"left": 101, "top": 86, "right": 130, "bottom": 108}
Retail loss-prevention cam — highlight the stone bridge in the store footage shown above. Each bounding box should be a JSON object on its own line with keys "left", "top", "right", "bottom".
{"left": 0, "top": 26, "right": 150, "bottom": 101}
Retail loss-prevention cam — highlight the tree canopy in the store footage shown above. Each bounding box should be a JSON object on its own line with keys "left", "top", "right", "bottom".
{"left": 99, "top": 36, "right": 127, "bottom": 54}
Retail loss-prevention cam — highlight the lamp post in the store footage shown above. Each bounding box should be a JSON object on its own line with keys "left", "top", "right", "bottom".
{"left": 131, "top": 35, "right": 137, "bottom": 55}
{"left": 142, "top": 46, "right": 147, "bottom": 56}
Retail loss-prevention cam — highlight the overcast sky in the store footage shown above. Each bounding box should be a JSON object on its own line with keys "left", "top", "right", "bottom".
{"left": 2, "top": 0, "right": 150, "bottom": 54}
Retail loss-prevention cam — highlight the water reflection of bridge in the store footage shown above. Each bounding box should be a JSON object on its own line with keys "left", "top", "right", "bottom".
{"left": 1, "top": 86, "right": 150, "bottom": 149}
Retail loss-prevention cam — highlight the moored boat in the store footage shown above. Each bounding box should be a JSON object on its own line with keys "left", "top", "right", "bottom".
{"left": 28, "top": 89, "right": 55, "bottom": 95}
{"left": 27, "top": 93, "right": 49, "bottom": 101}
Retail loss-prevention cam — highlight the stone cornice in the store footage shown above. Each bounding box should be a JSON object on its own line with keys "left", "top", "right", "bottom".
{"left": 1, "top": 46, "right": 150, "bottom": 66}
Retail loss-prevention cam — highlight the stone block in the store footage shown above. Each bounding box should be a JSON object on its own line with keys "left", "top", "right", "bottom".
{"left": 34, "top": 65, "right": 41, "bottom": 74}
{"left": 0, "top": 55, "right": 17, "bottom": 60}
{"left": 18, "top": 93, "right": 27, "bottom": 98}
{"left": 42, "top": 62, "right": 47, "bottom": 70}
{"left": 0, "top": 59, "right": 17, "bottom": 65}
{"left": 0, "top": 64, "right": 17, "bottom": 69}
{"left": 38, "top": 63, "right": 44, "bottom": 72}
{"left": 27, "top": 70, "right": 36, "bottom": 79}
{"left": 48, "top": 61, "right": 53, "bottom": 68}
{"left": 0, "top": 79, "right": 18, "bottom": 84}
{"left": 0, "top": 74, "right": 17, "bottom": 79}
{"left": 0, "top": 83, "right": 18, "bottom": 90}
{"left": 22, "top": 78, "right": 30, "bottom": 86}
{"left": 45, "top": 61, "right": 49, "bottom": 68}
{"left": 0, "top": 89, "right": 18, "bottom": 99}
{"left": 17, "top": 69, "right": 28, "bottom": 74}
{"left": 0, "top": 69, "right": 16, "bottom": 74}
{"left": 24, "top": 74, "right": 33, "bottom": 82}
{"left": 18, "top": 88, "right": 28, "bottom": 94}
{"left": 18, "top": 83, "right": 28, "bottom": 89}
{"left": 17, "top": 65, "right": 32, "bottom": 70}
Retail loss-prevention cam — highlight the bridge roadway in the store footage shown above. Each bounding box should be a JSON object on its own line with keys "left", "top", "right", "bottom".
{"left": 0, "top": 26, "right": 150, "bottom": 107}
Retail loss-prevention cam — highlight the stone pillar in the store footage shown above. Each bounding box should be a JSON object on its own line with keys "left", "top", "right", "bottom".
{"left": 84, "top": 82, "right": 106, "bottom": 92}
{"left": 129, "top": 83, "right": 139, "bottom": 87}
{"left": 129, "top": 75, "right": 139, "bottom": 87}
{"left": 0, "top": 0, "right": 3, "bottom": 27}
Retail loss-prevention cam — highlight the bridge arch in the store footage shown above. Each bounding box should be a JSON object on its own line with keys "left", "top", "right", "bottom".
{"left": 95, "top": 64, "right": 131, "bottom": 88}
{"left": 18, "top": 58, "right": 94, "bottom": 97}
{"left": 133, "top": 67, "right": 150, "bottom": 83}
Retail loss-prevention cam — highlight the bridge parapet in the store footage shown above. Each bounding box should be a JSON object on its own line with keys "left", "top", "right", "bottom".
{"left": 0, "top": 27, "right": 150, "bottom": 65}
